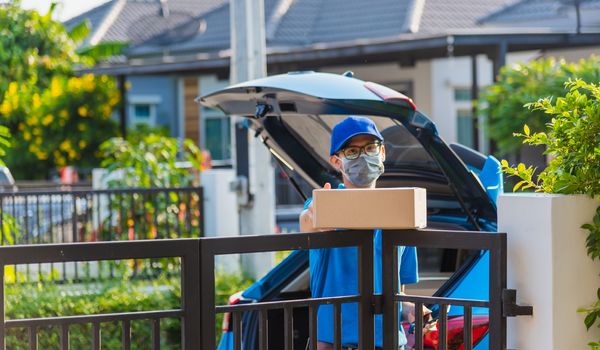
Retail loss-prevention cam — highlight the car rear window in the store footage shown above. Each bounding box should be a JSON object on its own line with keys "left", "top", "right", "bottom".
{"left": 280, "top": 115, "right": 441, "bottom": 174}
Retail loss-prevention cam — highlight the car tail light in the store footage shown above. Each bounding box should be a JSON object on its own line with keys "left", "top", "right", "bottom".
{"left": 363, "top": 82, "right": 417, "bottom": 110}
{"left": 404, "top": 314, "right": 489, "bottom": 350}
{"left": 222, "top": 291, "right": 243, "bottom": 332}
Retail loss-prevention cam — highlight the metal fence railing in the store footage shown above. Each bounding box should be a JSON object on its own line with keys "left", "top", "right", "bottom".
{"left": 0, "top": 229, "right": 514, "bottom": 350}
{"left": 0, "top": 187, "right": 203, "bottom": 283}
{"left": 0, "top": 187, "right": 204, "bottom": 244}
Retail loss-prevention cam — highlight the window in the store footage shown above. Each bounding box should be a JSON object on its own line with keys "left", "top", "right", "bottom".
{"left": 133, "top": 104, "right": 151, "bottom": 119}
{"left": 454, "top": 88, "right": 472, "bottom": 102}
{"left": 456, "top": 109, "right": 474, "bottom": 148}
{"left": 202, "top": 107, "right": 231, "bottom": 164}
{"left": 129, "top": 95, "right": 161, "bottom": 125}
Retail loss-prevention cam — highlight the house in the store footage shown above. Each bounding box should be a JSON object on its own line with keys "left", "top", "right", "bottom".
{"left": 68, "top": 0, "right": 600, "bottom": 165}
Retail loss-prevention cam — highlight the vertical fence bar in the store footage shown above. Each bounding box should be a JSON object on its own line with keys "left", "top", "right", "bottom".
{"left": 233, "top": 312, "right": 242, "bottom": 350}
{"left": 0, "top": 195, "right": 4, "bottom": 245}
{"left": 182, "top": 240, "right": 201, "bottom": 349}
{"left": 122, "top": 320, "right": 131, "bottom": 350}
{"left": 152, "top": 318, "right": 160, "bottom": 350}
{"left": 381, "top": 231, "right": 398, "bottom": 350}
{"left": 72, "top": 194, "right": 79, "bottom": 282}
{"left": 284, "top": 305, "right": 293, "bottom": 350}
{"left": 464, "top": 305, "right": 473, "bottom": 350}
{"left": 198, "top": 188, "right": 204, "bottom": 237}
{"left": 61, "top": 324, "right": 69, "bottom": 350}
{"left": 414, "top": 302, "right": 423, "bottom": 350}
{"left": 438, "top": 304, "right": 447, "bottom": 350}
{"left": 489, "top": 234, "right": 507, "bottom": 350}
{"left": 48, "top": 195, "right": 54, "bottom": 281}
{"left": 28, "top": 326, "right": 37, "bottom": 350}
{"left": 358, "top": 231, "right": 374, "bottom": 350}
{"left": 92, "top": 322, "right": 100, "bottom": 350}
{"left": 308, "top": 304, "right": 317, "bottom": 350}
{"left": 259, "top": 309, "right": 268, "bottom": 350}
{"left": 199, "top": 239, "right": 215, "bottom": 350}
{"left": 0, "top": 263, "right": 5, "bottom": 349}
{"left": 333, "top": 303, "right": 341, "bottom": 350}
{"left": 185, "top": 191, "right": 192, "bottom": 236}
{"left": 24, "top": 195, "right": 29, "bottom": 281}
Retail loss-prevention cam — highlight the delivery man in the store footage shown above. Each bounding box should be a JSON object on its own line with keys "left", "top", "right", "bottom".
{"left": 300, "top": 116, "right": 423, "bottom": 350}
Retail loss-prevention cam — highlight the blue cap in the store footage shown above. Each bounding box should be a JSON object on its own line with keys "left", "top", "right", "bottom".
{"left": 330, "top": 116, "right": 383, "bottom": 155}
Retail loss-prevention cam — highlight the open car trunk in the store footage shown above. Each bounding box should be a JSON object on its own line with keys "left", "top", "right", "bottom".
{"left": 199, "top": 71, "right": 496, "bottom": 226}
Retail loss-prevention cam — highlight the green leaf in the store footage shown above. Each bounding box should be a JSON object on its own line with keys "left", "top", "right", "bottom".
{"left": 513, "top": 181, "right": 526, "bottom": 192}
{"left": 584, "top": 312, "right": 597, "bottom": 330}
{"left": 77, "top": 41, "right": 128, "bottom": 61}
{"left": 501, "top": 159, "right": 509, "bottom": 168}
{"left": 524, "top": 124, "right": 530, "bottom": 136}
{"left": 67, "top": 19, "right": 91, "bottom": 44}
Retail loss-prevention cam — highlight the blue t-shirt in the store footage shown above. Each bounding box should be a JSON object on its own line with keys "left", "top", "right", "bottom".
{"left": 304, "top": 184, "right": 418, "bottom": 347}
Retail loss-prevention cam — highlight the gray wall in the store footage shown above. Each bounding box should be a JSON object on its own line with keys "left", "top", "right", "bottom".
{"left": 127, "top": 75, "right": 180, "bottom": 137}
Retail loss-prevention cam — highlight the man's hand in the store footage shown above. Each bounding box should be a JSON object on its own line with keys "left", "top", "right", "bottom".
{"left": 299, "top": 183, "right": 331, "bottom": 232}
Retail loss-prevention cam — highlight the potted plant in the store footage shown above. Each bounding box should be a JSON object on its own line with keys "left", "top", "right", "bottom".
{"left": 498, "top": 79, "right": 600, "bottom": 349}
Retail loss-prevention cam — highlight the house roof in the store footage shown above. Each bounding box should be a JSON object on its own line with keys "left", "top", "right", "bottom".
{"left": 64, "top": 0, "right": 227, "bottom": 46}
{"left": 126, "top": 0, "right": 521, "bottom": 57}
{"left": 479, "top": 0, "right": 600, "bottom": 24}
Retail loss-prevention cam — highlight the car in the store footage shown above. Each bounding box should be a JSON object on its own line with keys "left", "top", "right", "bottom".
{"left": 199, "top": 71, "right": 502, "bottom": 350}
{"left": 0, "top": 166, "right": 17, "bottom": 192}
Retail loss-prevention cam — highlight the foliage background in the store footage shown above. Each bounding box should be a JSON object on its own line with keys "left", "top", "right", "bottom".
{"left": 0, "top": 2, "right": 122, "bottom": 179}
{"left": 482, "top": 56, "right": 600, "bottom": 156}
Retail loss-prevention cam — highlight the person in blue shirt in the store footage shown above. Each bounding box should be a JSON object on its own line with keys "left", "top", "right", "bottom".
{"left": 299, "top": 116, "right": 426, "bottom": 350}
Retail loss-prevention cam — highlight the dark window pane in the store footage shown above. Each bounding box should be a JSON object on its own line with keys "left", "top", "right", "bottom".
{"left": 457, "top": 109, "right": 473, "bottom": 148}
{"left": 134, "top": 104, "right": 151, "bottom": 119}
{"left": 454, "top": 89, "right": 471, "bottom": 102}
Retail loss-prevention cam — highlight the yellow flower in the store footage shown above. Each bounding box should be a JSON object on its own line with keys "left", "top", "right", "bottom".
{"left": 23, "top": 131, "right": 31, "bottom": 141}
{"left": 0, "top": 102, "right": 11, "bottom": 115}
{"left": 77, "top": 123, "right": 86, "bottom": 131}
{"left": 32, "top": 128, "right": 41, "bottom": 136}
{"left": 7, "top": 82, "right": 17, "bottom": 95}
{"left": 28, "top": 144, "right": 37, "bottom": 153}
{"left": 32, "top": 94, "right": 41, "bottom": 108}
{"left": 78, "top": 140, "right": 87, "bottom": 149}
{"left": 50, "top": 78, "right": 62, "bottom": 98}
{"left": 59, "top": 139, "right": 71, "bottom": 152}
{"left": 18, "top": 123, "right": 25, "bottom": 131}
{"left": 42, "top": 114, "right": 54, "bottom": 126}
{"left": 78, "top": 106, "right": 88, "bottom": 117}
{"left": 82, "top": 74, "right": 95, "bottom": 92}
{"left": 59, "top": 109, "right": 69, "bottom": 119}
{"left": 36, "top": 151, "right": 48, "bottom": 160}
{"left": 35, "top": 137, "right": 42, "bottom": 146}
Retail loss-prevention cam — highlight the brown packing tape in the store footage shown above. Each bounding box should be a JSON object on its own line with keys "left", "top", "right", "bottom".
{"left": 312, "top": 187, "right": 427, "bottom": 230}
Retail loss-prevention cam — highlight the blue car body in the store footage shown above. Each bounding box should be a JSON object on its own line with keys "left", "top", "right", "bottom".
{"left": 201, "top": 72, "right": 502, "bottom": 350}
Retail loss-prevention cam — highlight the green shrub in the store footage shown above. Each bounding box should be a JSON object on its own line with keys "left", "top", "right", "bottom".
{"left": 5, "top": 270, "right": 254, "bottom": 348}
{"left": 501, "top": 79, "right": 600, "bottom": 347}
{"left": 483, "top": 56, "right": 600, "bottom": 155}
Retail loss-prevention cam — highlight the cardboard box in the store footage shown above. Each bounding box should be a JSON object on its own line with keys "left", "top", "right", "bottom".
{"left": 312, "top": 187, "right": 427, "bottom": 229}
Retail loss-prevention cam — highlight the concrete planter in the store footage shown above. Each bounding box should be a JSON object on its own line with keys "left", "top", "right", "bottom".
{"left": 498, "top": 193, "right": 600, "bottom": 349}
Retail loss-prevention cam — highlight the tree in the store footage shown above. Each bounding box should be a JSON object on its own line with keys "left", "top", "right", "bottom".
{"left": 0, "top": 1, "right": 125, "bottom": 179}
{"left": 482, "top": 56, "right": 600, "bottom": 155}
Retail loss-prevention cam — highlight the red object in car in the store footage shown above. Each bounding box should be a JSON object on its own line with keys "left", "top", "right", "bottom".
{"left": 222, "top": 291, "right": 243, "bottom": 332}
{"left": 403, "top": 314, "right": 489, "bottom": 350}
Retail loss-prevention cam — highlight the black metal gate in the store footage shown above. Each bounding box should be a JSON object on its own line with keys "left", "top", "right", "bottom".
{"left": 0, "top": 229, "right": 531, "bottom": 349}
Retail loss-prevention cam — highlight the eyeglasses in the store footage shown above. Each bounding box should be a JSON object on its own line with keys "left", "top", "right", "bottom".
{"left": 339, "top": 142, "right": 382, "bottom": 160}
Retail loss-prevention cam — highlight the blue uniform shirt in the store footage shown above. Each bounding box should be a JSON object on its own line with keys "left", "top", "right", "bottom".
{"left": 304, "top": 184, "right": 418, "bottom": 347}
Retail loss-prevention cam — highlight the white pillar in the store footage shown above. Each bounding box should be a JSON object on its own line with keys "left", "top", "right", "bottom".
{"left": 499, "top": 193, "right": 600, "bottom": 350}
{"left": 230, "top": 0, "right": 275, "bottom": 278}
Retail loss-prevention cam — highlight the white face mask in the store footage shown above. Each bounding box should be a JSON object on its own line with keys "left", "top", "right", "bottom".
{"left": 336, "top": 154, "right": 384, "bottom": 186}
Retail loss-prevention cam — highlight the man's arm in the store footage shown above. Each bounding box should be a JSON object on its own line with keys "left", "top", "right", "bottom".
{"left": 298, "top": 183, "right": 331, "bottom": 233}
